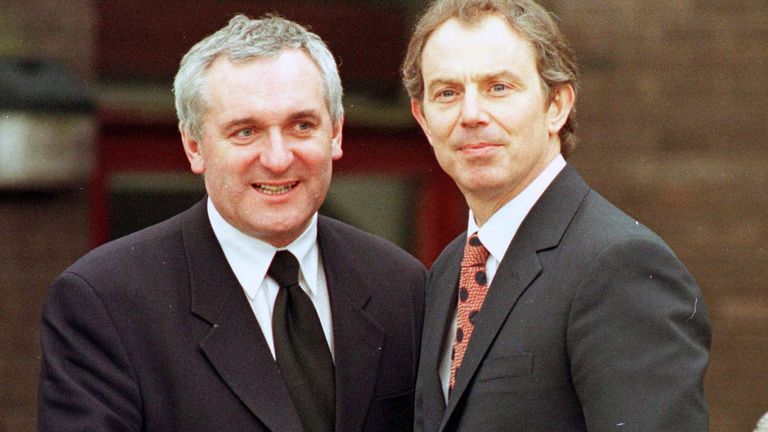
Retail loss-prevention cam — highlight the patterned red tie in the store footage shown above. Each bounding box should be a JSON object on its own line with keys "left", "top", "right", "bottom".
{"left": 449, "top": 233, "right": 490, "bottom": 392}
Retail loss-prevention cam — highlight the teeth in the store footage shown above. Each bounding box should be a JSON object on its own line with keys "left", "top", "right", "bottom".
{"left": 256, "top": 182, "right": 297, "bottom": 195}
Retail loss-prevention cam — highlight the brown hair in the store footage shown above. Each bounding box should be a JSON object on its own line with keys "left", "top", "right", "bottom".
{"left": 402, "top": 0, "right": 579, "bottom": 157}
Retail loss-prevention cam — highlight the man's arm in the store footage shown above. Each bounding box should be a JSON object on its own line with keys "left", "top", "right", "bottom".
{"left": 38, "top": 271, "right": 142, "bottom": 432}
{"left": 568, "top": 236, "right": 711, "bottom": 431}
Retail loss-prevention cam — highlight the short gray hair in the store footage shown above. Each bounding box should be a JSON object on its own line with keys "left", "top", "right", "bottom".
{"left": 174, "top": 14, "right": 344, "bottom": 140}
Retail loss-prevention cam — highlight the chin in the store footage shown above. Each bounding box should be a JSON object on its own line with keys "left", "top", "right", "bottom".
{"left": 255, "top": 216, "right": 311, "bottom": 243}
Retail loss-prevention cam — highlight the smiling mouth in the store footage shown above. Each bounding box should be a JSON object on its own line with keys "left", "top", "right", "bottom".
{"left": 254, "top": 182, "right": 299, "bottom": 195}
{"left": 460, "top": 142, "right": 499, "bottom": 150}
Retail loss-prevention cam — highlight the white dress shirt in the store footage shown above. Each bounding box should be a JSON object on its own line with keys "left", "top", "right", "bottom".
{"left": 439, "top": 155, "right": 566, "bottom": 400}
{"left": 207, "top": 199, "right": 334, "bottom": 360}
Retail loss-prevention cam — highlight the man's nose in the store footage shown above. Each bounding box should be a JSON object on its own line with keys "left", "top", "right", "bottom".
{"left": 259, "top": 131, "right": 294, "bottom": 173}
{"left": 460, "top": 91, "right": 490, "bottom": 128}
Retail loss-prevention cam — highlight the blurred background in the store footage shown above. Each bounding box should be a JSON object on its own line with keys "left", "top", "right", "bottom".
{"left": 0, "top": 1, "right": 765, "bottom": 430}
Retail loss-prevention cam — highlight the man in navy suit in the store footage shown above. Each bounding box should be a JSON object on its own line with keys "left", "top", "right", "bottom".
{"left": 402, "top": 0, "right": 711, "bottom": 430}
{"left": 39, "top": 15, "right": 425, "bottom": 431}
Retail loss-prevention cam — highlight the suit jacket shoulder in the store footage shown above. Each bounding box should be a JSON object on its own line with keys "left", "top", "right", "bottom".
{"left": 318, "top": 215, "right": 426, "bottom": 273}
{"left": 316, "top": 215, "right": 428, "bottom": 432}
{"left": 63, "top": 204, "right": 190, "bottom": 285}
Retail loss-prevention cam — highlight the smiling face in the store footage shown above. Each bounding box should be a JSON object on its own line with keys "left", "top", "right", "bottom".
{"left": 181, "top": 50, "right": 343, "bottom": 247}
{"left": 411, "top": 15, "right": 573, "bottom": 225}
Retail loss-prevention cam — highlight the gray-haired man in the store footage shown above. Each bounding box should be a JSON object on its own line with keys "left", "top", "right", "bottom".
{"left": 39, "top": 15, "right": 425, "bottom": 432}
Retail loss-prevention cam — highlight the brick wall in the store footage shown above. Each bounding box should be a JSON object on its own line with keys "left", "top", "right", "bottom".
{"left": 550, "top": 2, "right": 768, "bottom": 431}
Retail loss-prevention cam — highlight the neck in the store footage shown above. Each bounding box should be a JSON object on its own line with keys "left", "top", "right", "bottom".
{"left": 467, "top": 150, "right": 562, "bottom": 227}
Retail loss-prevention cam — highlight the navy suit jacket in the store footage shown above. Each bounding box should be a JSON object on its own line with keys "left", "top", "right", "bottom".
{"left": 39, "top": 199, "right": 426, "bottom": 431}
{"left": 415, "top": 166, "right": 711, "bottom": 431}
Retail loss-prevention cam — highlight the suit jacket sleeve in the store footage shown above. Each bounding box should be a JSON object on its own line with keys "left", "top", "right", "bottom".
{"left": 567, "top": 235, "right": 710, "bottom": 431}
{"left": 38, "top": 271, "right": 142, "bottom": 432}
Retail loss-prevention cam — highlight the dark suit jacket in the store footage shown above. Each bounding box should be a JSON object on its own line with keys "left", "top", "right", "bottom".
{"left": 39, "top": 199, "right": 426, "bottom": 432}
{"left": 415, "top": 166, "right": 711, "bottom": 432}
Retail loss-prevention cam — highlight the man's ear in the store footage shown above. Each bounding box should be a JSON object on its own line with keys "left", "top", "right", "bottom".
{"left": 547, "top": 84, "right": 575, "bottom": 136}
{"left": 180, "top": 124, "right": 206, "bottom": 174}
{"left": 331, "top": 115, "right": 344, "bottom": 160}
{"left": 410, "top": 99, "right": 434, "bottom": 146}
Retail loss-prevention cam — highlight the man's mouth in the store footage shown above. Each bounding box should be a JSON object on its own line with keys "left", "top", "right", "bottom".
{"left": 458, "top": 142, "right": 502, "bottom": 154}
{"left": 254, "top": 182, "right": 299, "bottom": 195}
{"left": 460, "top": 142, "right": 498, "bottom": 150}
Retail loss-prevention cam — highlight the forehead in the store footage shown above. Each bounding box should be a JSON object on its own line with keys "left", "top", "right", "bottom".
{"left": 203, "top": 49, "right": 328, "bottom": 115}
{"left": 420, "top": 15, "right": 538, "bottom": 81}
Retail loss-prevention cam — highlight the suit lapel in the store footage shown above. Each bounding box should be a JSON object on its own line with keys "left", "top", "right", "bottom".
{"left": 183, "top": 200, "right": 303, "bottom": 432}
{"left": 441, "top": 166, "right": 590, "bottom": 430}
{"left": 441, "top": 235, "right": 540, "bottom": 426}
{"left": 420, "top": 236, "right": 464, "bottom": 432}
{"left": 318, "top": 218, "right": 386, "bottom": 432}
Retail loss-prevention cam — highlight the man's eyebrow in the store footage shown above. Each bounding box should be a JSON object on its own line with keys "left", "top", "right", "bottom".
{"left": 289, "top": 110, "right": 322, "bottom": 121}
{"left": 424, "top": 78, "right": 461, "bottom": 98}
{"left": 425, "top": 70, "right": 524, "bottom": 90}
{"left": 478, "top": 70, "right": 523, "bottom": 82}
{"left": 220, "top": 109, "right": 323, "bottom": 131}
{"left": 221, "top": 117, "right": 260, "bottom": 132}
{"left": 426, "top": 77, "right": 459, "bottom": 88}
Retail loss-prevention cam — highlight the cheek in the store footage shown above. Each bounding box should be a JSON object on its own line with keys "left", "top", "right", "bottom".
{"left": 221, "top": 147, "right": 260, "bottom": 173}
{"left": 206, "top": 154, "right": 253, "bottom": 192}
{"left": 430, "top": 146, "right": 458, "bottom": 175}
{"left": 300, "top": 141, "right": 335, "bottom": 164}
{"left": 292, "top": 149, "right": 334, "bottom": 189}
{"left": 423, "top": 107, "right": 457, "bottom": 139}
{"left": 206, "top": 157, "right": 233, "bottom": 181}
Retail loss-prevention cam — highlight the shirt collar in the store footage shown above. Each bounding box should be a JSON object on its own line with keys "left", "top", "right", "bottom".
{"left": 207, "top": 199, "right": 320, "bottom": 299}
{"left": 467, "top": 155, "right": 566, "bottom": 262}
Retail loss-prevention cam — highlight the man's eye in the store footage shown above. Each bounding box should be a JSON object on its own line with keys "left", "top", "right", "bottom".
{"left": 438, "top": 89, "right": 456, "bottom": 99}
{"left": 295, "top": 122, "right": 314, "bottom": 132}
{"left": 491, "top": 83, "right": 509, "bottom": 93}
{"left": 237, "top": 128, "right": 254, "bottom": 138}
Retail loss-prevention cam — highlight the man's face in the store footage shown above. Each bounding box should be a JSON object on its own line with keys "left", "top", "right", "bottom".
{"left": 182, "top": 50, "right": 343, "bottom": 247}
{"left": 411, "top": 15, "right": 572, "bottom": 225}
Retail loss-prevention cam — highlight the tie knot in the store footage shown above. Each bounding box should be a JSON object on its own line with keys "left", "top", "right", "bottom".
{"left": 461, "top": 233, "right": 489, "bottom": 268}
{"left": 269, "top": 250, "right": 300, "bottom": 288}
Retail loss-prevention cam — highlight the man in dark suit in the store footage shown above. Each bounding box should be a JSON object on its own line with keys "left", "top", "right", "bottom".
{"left": 401, "top": 1, "right": 711, "bottom": 430}
{"left": 38, "top": 15, "right": 425, "bottom": 432}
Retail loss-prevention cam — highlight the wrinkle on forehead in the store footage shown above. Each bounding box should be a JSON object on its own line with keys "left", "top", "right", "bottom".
{"left": 421, "top": 16, "right": 538, "bottom": 90}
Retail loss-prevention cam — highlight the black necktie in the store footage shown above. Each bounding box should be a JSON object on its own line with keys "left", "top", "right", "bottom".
{"left": 270, "top": 250, "right": 335, "bottom": 432}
